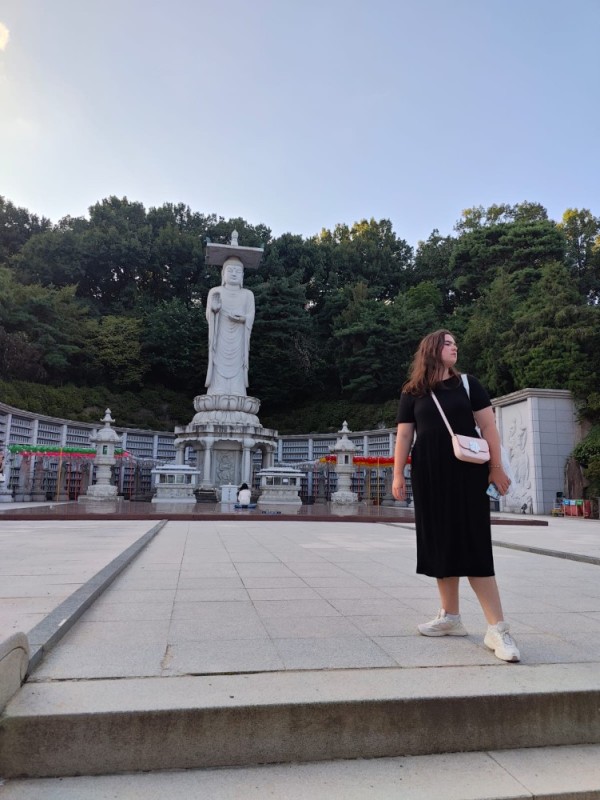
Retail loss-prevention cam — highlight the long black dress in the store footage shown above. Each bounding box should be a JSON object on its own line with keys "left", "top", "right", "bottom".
{"left": 396, "top": 374, "right": 494, "bottom": 578}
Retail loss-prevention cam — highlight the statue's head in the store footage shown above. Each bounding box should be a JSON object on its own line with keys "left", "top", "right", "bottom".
{"left": 222, "top": 257, "right": 244, "bottom": 287}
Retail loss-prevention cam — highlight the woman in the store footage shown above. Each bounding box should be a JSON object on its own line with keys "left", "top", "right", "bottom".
{"left": 392, "top": 330, "right": 520, "bottom": 662}
{"left": 237, "top": 482, "right": 252, "bottom": 506}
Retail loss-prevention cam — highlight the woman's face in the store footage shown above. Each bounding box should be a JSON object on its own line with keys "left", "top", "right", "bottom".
{"left": 440, "top": 334, "right": 458, "bottom": 368}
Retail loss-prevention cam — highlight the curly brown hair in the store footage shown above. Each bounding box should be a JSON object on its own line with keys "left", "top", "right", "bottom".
{"left": 402, "top": 329, "right": 460, "bottom": 396}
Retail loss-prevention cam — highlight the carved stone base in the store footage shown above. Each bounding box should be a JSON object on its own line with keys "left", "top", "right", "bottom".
{"left": 191, "top": 394, "right": 261, "bottom": 426}
{"left": 78, "top": 485, "right": 118, "bottom": 502}
{"left": 174, "top": 396, "right": 279, "bottom": 492}
{"left": 331, "top": 490, "right": 359, "bottom": 505}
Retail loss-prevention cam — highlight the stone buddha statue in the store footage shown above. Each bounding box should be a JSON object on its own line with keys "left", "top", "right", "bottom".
{"left": 205, "top": 256, "right": 255, "bottom": 397}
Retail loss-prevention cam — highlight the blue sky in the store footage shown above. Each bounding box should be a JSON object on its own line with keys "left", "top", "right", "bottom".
{"left": 1, "top": 0, "right": 599, "bottom": 247}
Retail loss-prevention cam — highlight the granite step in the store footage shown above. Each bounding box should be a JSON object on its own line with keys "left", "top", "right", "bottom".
{"left": 1, "top": 663, "right": 599, "bottom": 779}
{"left": 0, "top": 744, "right": 599, "bottom": 799}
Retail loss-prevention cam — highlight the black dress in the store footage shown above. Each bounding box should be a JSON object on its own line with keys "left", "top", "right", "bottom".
{"left": 396, "top": 374, "right": 494, "bottom": 578}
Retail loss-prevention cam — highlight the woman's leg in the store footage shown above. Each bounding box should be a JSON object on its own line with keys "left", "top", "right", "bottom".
{"left": 418, "top": 576, "right": 467, "bottom": 635}
{"left": 437, "top": 577, "right": 460, "bottom": 614}
{"left": 468, "top": 576, "right": 504, "bottom": 624}
{"left": 470, "top": 576, "right": 520, "bottom": 661}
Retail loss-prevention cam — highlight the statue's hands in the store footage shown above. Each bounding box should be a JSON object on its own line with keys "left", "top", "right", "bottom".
{"left": 228, "top": 314, "right": 245, "bottom": 323}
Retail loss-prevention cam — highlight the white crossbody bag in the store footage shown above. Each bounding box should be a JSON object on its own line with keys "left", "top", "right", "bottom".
{"left": 431, "top": 376, "right": 491, "bottom": 464}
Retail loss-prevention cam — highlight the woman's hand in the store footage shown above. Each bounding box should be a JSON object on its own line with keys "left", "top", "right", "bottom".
{"left": 474, "top": 407, "right": 511, "bottom": 495}
{"left": 489, "top": 464, "right": 511, "bottom": 495}
{"left": 392, "top": 474, "right": 407, "bottom": 501}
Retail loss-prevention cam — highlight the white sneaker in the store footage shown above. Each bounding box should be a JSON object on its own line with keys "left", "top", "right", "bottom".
{"left": 484, "top": 621, "right": 520, "bottom": 662}
{"left": 418, "top": 609, "right": 468, "bottom": 637}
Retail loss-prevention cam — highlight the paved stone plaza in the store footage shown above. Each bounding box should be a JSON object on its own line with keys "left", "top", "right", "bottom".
{"left": 1, "top": 509, "right": 600, "bottom": 797}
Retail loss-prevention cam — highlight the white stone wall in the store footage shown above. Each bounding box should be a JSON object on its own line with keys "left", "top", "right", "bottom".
{"left": 494, "top": 389, "right": 577, "bottom": 515}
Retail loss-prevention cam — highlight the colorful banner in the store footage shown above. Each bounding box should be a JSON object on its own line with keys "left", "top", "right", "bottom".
{"left": 319, "top": 455, "right": 410, "bottom": 466}
{"left": 7, "top": 444, "right": 131, "bottom": 458}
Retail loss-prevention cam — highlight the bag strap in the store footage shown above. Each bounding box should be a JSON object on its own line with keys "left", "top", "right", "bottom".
{"left": 461, "top": 373, "right": 470, "bottom": 397}
{"left": 430, "top": 391, "right": 456, "bottom": 438}
{"left": 461, "top": 372, "right": 483, "bottom": 435}
{"left": 433, "top": 374, "right": 479, "bottom": 441}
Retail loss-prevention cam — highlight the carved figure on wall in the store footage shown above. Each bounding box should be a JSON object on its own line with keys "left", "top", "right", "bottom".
{"left": 215, "top": 452, "right": 235, "bottom": 485}
{"left": 205, "top": 257, "right": 255, "bottom": 397}
{"left": 506, "top": 409, "right": 532, "bottom": 508}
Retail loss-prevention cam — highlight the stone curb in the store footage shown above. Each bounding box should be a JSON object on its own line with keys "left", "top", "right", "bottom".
{"left": 26, "top": 520, "right": 167, "bottom": 673}
{"left": 0, "top": 511, "right": 549, "bottom": 525}
{"left": 493, "top": 539, "right": 600, "bottom": 566}
{"left": 0, "top": 633, "right": 30, "bottom": 713}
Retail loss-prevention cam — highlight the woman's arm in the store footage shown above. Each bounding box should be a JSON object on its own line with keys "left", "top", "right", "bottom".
{"left": 474, "top": 406, "right": 510, "bottom": 495}
{"left": 392, "top": 422, "right": 415, "bottom": 501}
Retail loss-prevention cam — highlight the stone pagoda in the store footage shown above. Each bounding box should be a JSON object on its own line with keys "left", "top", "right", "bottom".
{"left": 330, "top": 421, "right": 358, "bottom": 505}
{"left": 78, "top": 409, "right": 121, "bottom": 503}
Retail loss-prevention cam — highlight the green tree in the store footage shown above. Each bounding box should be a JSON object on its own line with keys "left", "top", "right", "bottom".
{"left": 0, "top": 196, "right": 51, "bottom": 263}
{"left": 412, "top": 230, "right": 456, "bottom": 312}
{"left": 503, "top": 261, "right": 599, "bottom": 396}
{"left": 332, "top": 281, "right": 444, "bottom": 401}
{"left": 0, "top": 328, "right": 46, "bottom": 382}
{"left": 11, "top": 226, "right": 85, "bottom": 288}
{"left": 90, "top": 315, "right": 147, "bottom": 388}
{"left": 320, "top": 218, "right": 413, "bottom": 301}
{"left": 558, "top": 208, "right": 600, "bottom": 301}
{"left": 139, "top": 298, "right": 207, "bottom": 393}
{"left": 449, "top": 217, "right": 565, "bottom": 306}
{"left": 460, "top": 271, "right": 520, "bottom": 397}
{"left": 0, "top": 268, "right": 95, "bottom": 383}
{"left": 455, "top": 202, "right": 548, "bottom": 232}
{"left": 250, "top": 276, "right": 318, "bottom": 408}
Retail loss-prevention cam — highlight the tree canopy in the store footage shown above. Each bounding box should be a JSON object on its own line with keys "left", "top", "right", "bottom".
{"left": 1, "top": 195, "right": 599, "bottom": 432}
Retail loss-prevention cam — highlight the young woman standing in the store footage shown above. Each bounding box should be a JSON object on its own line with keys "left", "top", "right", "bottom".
{"left": 392, "top": 330, "right": 520, "bottom": 662}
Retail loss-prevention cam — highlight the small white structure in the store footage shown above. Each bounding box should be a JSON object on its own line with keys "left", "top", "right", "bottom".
{"left": 151, "top": 464, "right": 202, "bottom": 503}
{"left": 78, "top": 409, "right": 121, "bottom": 503}
{"left": 331, "top": 421, "right": 358, "bottom": 505}
{"left": 220, "top": 484, "right": 238, "bottom": 503}
{"left": 493, "top": 388, "right": 578, "bottom": 515}
{"left": 257, "top": 466, "right": 304, "bottom": 506}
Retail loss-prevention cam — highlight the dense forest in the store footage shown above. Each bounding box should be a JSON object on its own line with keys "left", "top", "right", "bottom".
{"left": 1, "top": 195, "right": 600, "bottom": 453}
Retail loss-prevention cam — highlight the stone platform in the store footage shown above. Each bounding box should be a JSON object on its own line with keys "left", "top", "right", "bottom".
{"left": 0, "top": 499, "right": 549, "bottom": 525}
{"left": 1, "top": 511, "right": 599, "bottom": 796}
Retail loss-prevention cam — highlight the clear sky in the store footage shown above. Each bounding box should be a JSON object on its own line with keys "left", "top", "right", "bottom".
{"left": 1, "top": 0, "right": 599, "bottom": 248}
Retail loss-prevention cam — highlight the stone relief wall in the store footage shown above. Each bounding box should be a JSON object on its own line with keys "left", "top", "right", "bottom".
{"left": 504, "top": 405, "right": 533, "bottom": 512}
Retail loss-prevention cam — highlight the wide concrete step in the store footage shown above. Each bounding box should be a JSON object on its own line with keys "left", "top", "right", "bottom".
{"left": 1, "top": 663, "right": 600, "bottom": 779}
{"left": 1, "top": 745, "right": 600, "bottom": 799}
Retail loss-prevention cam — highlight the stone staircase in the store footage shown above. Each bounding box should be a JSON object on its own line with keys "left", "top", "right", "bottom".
{"left": 1, "top": 663, "right": 600, "bottom": 793}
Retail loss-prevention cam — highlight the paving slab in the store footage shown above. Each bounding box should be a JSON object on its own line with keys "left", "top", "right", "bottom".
{"left": 0, "top": 519, "right": 160, "bottom": 639}
{"left": 0, "top": 515, "right": 599, "bottom": 787}
{"left": 8, "top": 516, "right": 597, "bottom": 680}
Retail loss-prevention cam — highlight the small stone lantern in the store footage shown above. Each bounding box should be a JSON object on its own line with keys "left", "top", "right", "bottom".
{"left": 331, "top": 421, "right": 358, "bottom": 505}
{"left": 78, "top": 409, "right": 122, "bottom": 502}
